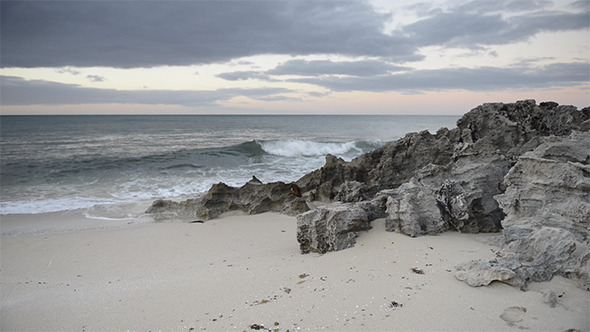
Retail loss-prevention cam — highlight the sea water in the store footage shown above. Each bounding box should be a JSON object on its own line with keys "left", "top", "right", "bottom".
{"left": 0, "top": 115, "right": 459, "bottom": 220}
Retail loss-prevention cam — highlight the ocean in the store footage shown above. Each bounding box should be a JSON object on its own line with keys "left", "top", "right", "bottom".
{"left": 0, "top": 115, "right": 459, "bottom": 221}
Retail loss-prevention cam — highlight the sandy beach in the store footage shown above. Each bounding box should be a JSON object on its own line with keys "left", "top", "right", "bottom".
{"left": 1, "top": 212, "right": 589, "bottom": 331}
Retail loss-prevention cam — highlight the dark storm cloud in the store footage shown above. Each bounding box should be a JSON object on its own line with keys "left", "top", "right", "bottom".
{"left": 401, "top": 2, "right": 589, "bottom": 47}
{"left": 217, "top": 59, "right": 409, "bottom": 81}
{"left": 212, "top": 1, "right": 588, "bottom": 88}
{"left": 2, "top": 0, "right": 586, "bottom": 69}
{"left": 0, "top": 76, "right": 292, "bottom": 106}
{"left": 289, "top": 62, "right": 590, "bottom": 92}
{"left": 266, "top": 59, "right": 409, "bottom": 77}
{"left": 0, "top": 1, "right": 412, "bottom": 68}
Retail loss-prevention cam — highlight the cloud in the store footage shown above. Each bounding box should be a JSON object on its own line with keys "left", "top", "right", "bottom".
{"left": 0, "top": 76, "right": 292, "bottom": 106}
{"left": 217, "top": 59, "right": 409, "bottom": 81}
{"left": 86, "top": 75, "right": 105, "bottom": 82}
{"left": 4, "top": 60, "right": 586, "bottom": 108}
{"left": 455, "top": 0, "right": 553, "bottom": 14}
{"left": 56, "top": 67, "right": 80, "bottom": 75}
{"left": 3, "top": 1, "right": 585, "bottom": 69}
{"left": 0, "top": 1, "right": 413, "bottom": 68}
{"left": 267, "top": 59, "right": 409, "bottom": 77}
{"left": 288, "top": 62, "right": 589, "bottom": 93}
{"left": 571, "top": 0, "right": 590, "bottom": 10}
{"left": 216, "top": 55, "right": 589, "bottom": 94}
{"left": 216, "top": 71, "right": 271, "bottom": 81}
{"left": 401, "top": 1, "right": 589, "bottom": 47}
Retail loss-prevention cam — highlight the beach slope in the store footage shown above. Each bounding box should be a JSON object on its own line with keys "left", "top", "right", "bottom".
{"left": 2, "top": 213, "right": 588, "bottom": 331}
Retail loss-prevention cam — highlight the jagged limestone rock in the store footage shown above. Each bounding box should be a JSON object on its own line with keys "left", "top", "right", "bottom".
{"left": 298, "top": 100, "right": 588, "bottom": 239}
{"left": 296, "top": 203, "right": 371, "bottom": 254}
{"left": 455, "top": 259, "right": 518, "bottom": 287}
{"left": 334, "top": 180, "right": 367, "bottom": 203}
{"left": 147, "top": 100, "right": 590, "bottom": 290}
{"left": 456, "top": 132, "right": 590, "bottom": 290}
{"left": 146, "top": 176, "right": 309, "bottom": 221}
{"left": 383, "top": 178, "right": 447, "bottom": 237}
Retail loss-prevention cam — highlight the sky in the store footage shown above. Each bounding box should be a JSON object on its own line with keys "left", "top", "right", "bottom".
{"left": 0, "top": 0, "right": 589, "bottom": 115}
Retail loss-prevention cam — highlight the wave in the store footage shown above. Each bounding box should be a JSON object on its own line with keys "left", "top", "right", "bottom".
{"left": 0, "top": 197, "right": 118, "bottom": 215}
{"left": 200, "top": 140, "right": 265, "bottom": 158}
{"left": 0, "top": 139, "right": 386, "bottom": 215}
{"left": 258, "top": 140, "right": 360, "bottom": 157}
{"left": 162, "top": 163, "right": 203, "bottom": 170}
{"left": 2, "top": 139, "right": 382, "bottom": 181}
{"left": 172, "top": 139, "right": 378, "bottom": 161}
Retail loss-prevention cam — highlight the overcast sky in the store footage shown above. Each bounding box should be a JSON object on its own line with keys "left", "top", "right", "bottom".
{"left": 1, "top": 0, "right": 588, "bottom": 115}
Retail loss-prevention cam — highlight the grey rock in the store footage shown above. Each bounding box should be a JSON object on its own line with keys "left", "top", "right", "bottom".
{"left": 296, "top": 203, "right": 371, "bottom": 254}
{"left": 297, "top": 154, "right": 371, "bottom": 202}
{"left": 147, "top": 197, "right": 204, "bottom": 220}
{"left": 298, "top": 100, "right": 588, "bottom": 239}
{"left": 334, "top": 181, "right": 367, "bottom": 203}
{"left": 354, "top": 129, "right": 456, "bottom": 199}
{"left": 148, "top": 100, "right": 588, "bottom": 226}
{"left": 383, "top": 178, "right": 447, "bottom": 237}
{"left": 378, "top": 150, "right": 510, "bottom": 236}
{"left": 457, "top": 132, "right": 590, "bottom": 290}
{"left": 435, "top": 180, "right": 471, "bottom": 232}
{"left": 146, "top": 100, "right": 590, "bottom": 291}
{"left": 356, "top": 193, "right": 388, "bottom": 220}
{"left": 146, "top": 176, "right": 309, "bottom": 221}
{"left": 455, "top": 258, "right": 517, "bottom": 287}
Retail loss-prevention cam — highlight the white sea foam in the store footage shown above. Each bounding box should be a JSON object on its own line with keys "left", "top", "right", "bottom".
{"left": 0, "top": 197, "right": 118, "bottom": 215}
{"left": 1, "top": 115, "right": 460, "bottom": 218}
{"left": 259, "top": 140, "right": 360, "bottom": 158}
{"left": 83, "top": 213, "right": 136, "bottom": 221}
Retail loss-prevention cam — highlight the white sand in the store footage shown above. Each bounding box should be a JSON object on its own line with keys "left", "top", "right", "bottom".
{"left": 1, "top": 212, "right": 589, "bottom": 331}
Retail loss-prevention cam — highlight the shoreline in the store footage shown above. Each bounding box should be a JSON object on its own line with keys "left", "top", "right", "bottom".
{"left": 2, "top": 212, "right": 588, "bottom": 331}
{"left": 0, "top": 208, "right": 155, "bottom": 238}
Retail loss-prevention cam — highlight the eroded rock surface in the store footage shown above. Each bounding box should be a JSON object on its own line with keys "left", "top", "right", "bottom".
{"left": 296, "top": 203, "right": 371, "bottom": 254}
{"left": 455, "top": 132, "right": 590, "bottom": 289}
{"left": 147, "top": 176, "right": 309, "bottom": 220}
{"left": 295, "top": 100, "right": 588, "bottom": 242}
{"left": 455, "top": 258, "right": 518, "bottom": 287}
{"left": 383, "top": 178, "right": 447, "bottom": 237}
{"left": 147, "top": 100, "right": 590, "bottom": 286}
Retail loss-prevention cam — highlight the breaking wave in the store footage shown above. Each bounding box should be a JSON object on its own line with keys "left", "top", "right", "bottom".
{"left": 258, "top": 140, "right": 362, "bottom": 157}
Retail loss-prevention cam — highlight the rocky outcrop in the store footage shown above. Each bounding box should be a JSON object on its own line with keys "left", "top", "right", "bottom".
{"left": 455, "top": 132, "right": 590, "bottom": 289}
{"left": 300, "top": 100, "right": 589, "bottom": 202}
{"left": 383, "top": 178, "right": 448, "bottom": 237}
{"left": 295, "top": 100, "right": 588, "bottom": 241}
{"left": 147, "top": 176, "right": 309, "bottom": 220}
{"left": 296, "top": 203, "right": 371, "bottom": 254}
{"left": 147, "top": 100, "right": 589, "bottom": 288}
{"left": 297, "top": 129, "right": 456, "bottom": 203}
{"left": 294, "top": 100, "right": 589, "bottom": 264}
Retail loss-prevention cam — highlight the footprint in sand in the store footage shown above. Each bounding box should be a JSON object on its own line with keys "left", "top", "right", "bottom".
{"left": 500, "top": 306, "right": 528, "bottom": 328}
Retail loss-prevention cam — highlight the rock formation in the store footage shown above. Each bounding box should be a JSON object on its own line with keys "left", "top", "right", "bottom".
{"left": 456, "top": 131, "right": 590, "bottom": 290}
{"left": 147, "top": 99, "right": 590, "bottom": 289}
{"left": 294, "top": 100, "right": 588, "bottom": 246}
{"left": 297, "top": 203, "right": 371, "bottom": 254}
{"left": 146, "top": 176, "right": 309, "bottom": 221}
